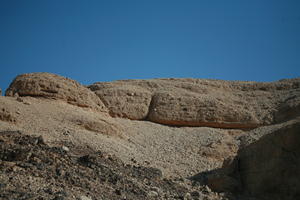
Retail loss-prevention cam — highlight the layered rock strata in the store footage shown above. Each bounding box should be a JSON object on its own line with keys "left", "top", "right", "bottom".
{"left": 5, "top": 73, "right": 300, "bottom": 129}
{"left": 90, "top": 78, "right": 300, "bottom": 128}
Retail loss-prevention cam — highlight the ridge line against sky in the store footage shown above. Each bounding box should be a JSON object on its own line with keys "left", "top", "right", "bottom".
{"left": 0, "top": 0, "right": 300, "bottom": 92}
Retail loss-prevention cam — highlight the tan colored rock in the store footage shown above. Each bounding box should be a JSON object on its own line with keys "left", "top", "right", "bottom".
{"left": 0, "top": 107, "right": 16, "bottom": 123}
{"left": 6, "top": 73, "right": 107, "bottom": 112}
{"left": 236, "top": 119, "right": 300, "bottom": 198}
{"left": 274, "top": 95, "right": 300, "bottom": 123}
{"left": 89, "top": 83, "right": 152, "bottom": 119}
{"left": 147, "top": 91, "right": 259, "bottom": 128}
{"left": 90, "top": 78, "right": 300, "bottom": 128}
{"left": 74, "top": 117, "right": 122, "bottom": 137}
{"left": 7, "top": 73, "right": 299, "bottom": 129}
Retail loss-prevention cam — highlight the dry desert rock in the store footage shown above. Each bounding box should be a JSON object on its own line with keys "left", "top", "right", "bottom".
{"left": 6, "top": 73, "right": 107, "bottom": 112}
{"left": 90, "top": 78, "right": 300, "bottom": 128}
{"left": 193, "top": 117, "right": 300, "bottom": 200}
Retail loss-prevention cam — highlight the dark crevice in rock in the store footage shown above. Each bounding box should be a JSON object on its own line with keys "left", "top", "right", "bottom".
{"left": 144, "top": 94, "right": 155, "bottom": 121}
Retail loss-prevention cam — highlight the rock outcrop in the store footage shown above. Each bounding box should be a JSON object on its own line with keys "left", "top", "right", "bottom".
{"left": 5, "top": 73, "right": 300, "bottom": 129}
{"left": 5, "top": 73, "right": 107, "bottom": 112}
{"left": 90, "top": 78, "right": 300, "bottom": 128}
{"left": 147, "top": 91, "right": 259, "bottom": 128}
{"left": 192, "top": 118, "right": 300, "bottom": 200}
{"left": 89, "top": 82, "right": 152, "bottom": 119}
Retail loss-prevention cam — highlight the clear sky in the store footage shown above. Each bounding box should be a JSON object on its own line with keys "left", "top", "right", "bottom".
{"left": 0, "top": 0, "right": 300, "bottom": 92}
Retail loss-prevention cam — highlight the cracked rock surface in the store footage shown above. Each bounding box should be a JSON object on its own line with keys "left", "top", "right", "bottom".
{"left": 89, "top": 77, "right": 300, "bottom": 128}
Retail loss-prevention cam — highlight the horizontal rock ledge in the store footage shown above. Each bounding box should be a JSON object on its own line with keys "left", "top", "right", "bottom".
{"left": 146, "top": 118, "right": 260, "bottom": 129}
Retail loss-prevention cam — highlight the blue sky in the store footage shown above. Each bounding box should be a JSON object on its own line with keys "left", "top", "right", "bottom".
{"left": 0, "top": 0, "right": 300, "bottom": 92}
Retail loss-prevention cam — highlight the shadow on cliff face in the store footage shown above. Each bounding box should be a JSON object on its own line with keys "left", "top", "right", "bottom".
{"left": 191, "top": 119, "right": 300, "bottom": 200}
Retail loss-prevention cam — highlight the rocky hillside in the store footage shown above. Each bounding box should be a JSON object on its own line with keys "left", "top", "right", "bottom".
{"left": 1, "top": 72, "right": 299, "bottom": 200}
{"left": 1, "top": 130, "right": 228, "bottom": 200}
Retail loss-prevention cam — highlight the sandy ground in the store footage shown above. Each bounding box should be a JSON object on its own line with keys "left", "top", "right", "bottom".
{"left": 0, "top": 96, "right": 244, "bottom": 178}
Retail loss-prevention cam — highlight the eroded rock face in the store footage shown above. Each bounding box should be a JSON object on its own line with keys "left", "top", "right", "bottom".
{"left": 193, "top": 118, "right": 300, "bottom": 200}
{"left": 6, "top": 73, "right": 300, "bottom": 129}
{"left": 89, "top": 83, "right": 152, "bottom": 119}
{"left": 90, "top": 78, "right": 300, "bottom": 128}
{"left": 6, "top": 73, "right": 107, "bottom": 112}
{"left": 147, "top": 91, "right": 259, "bottom": 128}
{"left": 237, "top": 120, "right": 300, "bottom": 199}
{"left": 274, "top": 95, "right": 300, "bottom": 123}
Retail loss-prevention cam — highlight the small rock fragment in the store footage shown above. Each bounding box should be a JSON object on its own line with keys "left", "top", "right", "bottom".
{"left": 62, "top": 146, "right": 70, "bottom": 152}
{"left": 190, "top": 191, "right": 201, "bottom": 198}
{"left": 115, "top": 189, "right": 122, "bottom": 195}
{"left": 205, "top": 185, "right": 212, "bottom": 193}
{"left": 16, "top": 97, "right": 23, "bottom": 102}
{"left": 79, "top": 196, "right": 92, "bottom": 200}
{"left": 183, "top": 192, "right": 191, "bottom": 200}
{"left": 24, "top": 101, "right": 31, "bottom": 105}
{"left": 53, "top": 196, "right": 65, "bottom": 200}
{"left": 148, "top": 191, "right": 159, "bottom": 197}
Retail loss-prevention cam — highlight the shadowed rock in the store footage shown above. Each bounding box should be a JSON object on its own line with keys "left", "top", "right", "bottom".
{"left": 192, "top": 118, "right": 300, "bottom": 200}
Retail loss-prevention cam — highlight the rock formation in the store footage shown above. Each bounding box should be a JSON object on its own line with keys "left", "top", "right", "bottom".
{"left": 90, "top": 78, "right": 300, "bottom": 128}
{"left": 6, "top": 73, "right": 107, "bottom": 112}
{"left": 238, "top": 119, "right": 300, "bottom": 199}
{"left": 5, "top": 73, "right": 300, "bottom": 129}
{"left": 89, "top": 82, "right": 152, "bottom": 119}
{"left": 192, "top": 118, "right": 300, "bottom": 200}
{"left": 1, "top": 72, "right": 300, "bottom": 200}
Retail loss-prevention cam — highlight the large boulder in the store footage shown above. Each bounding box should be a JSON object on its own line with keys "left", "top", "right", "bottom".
{"left": 90, "top": 78, "right": 300, "bottom": 128}
{"left": 274, "top": 95, "right": 300, "bottom": 123}
{"left": 147, "top": 91, "right": 259, "bottom": 128}
{"left": 236, "top": 119, "right": 300, "bottom": 199}
{"left": 192, "top": 118, "right": 300, "bottom": 200}
{"left": 89, "top": 82, "right": 152, "bottom": 119}
{"left": 6, "top": 73, "right": 107, "bottom": 112}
